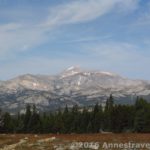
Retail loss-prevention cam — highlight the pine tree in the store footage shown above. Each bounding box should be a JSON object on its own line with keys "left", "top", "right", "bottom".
{"left": 41, "top": 112, "right": 50, "bottom": 133}
{"left": 87, "top": 121, "right": 92, "bottom": 133}
{"left": 0, "top": 109, "right": 4, "bottom": 132}
{"left": 23, "top": 104, "right": 31, "bottom": 132}
{"left": 3, "top": 112, "right": 14, "bottom": 133}
{"left": 145, "top": 106, "right": 150, "bottom": 132}
{"left": 92, "top": 103, "right": 103, "bottom": 132}
{"left": 134, "top": 109, "right": 147, "bottom": 132}
{"left": 105, "top": 94, "right": 114, "bottom": 111}
{"left": 63, "top": 105, "right": 71, "bottom": 133}
{"left": 80, "top": 107, "right": 89, "bottom": 133}
{"left": 104, "top": 95, "right": 114, "bottom": 131}
{"left": 15, "top": 113, "right": 24, "bottom": 133}
{"left": 53, "top": 109, "right": 64, "bottom": 133}
{"left": 28, "top": 105, "right": 41, "bottom": 133}
{"left": 1, "top": 96, "right": 150, "bottom": 134}
{"left": 134, "top": 98, "right": 149, "bottom": 132}
{"left": 70, "top": 105, "right": 79, "bottom": 133}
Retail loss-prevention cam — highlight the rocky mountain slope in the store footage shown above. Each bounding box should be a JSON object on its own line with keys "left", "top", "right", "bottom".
{"left": 0, "top": 66, "right": 150, "bottom": 113}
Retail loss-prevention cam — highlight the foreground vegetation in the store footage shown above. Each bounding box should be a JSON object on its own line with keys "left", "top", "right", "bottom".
{"left": 1, "top": 96, "right": 150, "bottom": 133}
{"left": 1, "top": 133, "right": 150, "bottom": 150}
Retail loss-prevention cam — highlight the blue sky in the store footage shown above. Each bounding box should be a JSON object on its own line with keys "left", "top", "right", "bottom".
{"left": 0, "top": 0, "right": 150, "bottom": 80}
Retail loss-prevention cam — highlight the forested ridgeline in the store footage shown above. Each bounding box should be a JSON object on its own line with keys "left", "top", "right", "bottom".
{"left": 0, "top": 96, "right": 150, "bottom": 133}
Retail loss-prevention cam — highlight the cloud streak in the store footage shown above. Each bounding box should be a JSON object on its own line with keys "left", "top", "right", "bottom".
{"left": 1, "top": 40, "right": 150, "bottom": 80}
{"left": 83, "top": 41, "right": 150, "bottom": 79}
{"left": 45, "top": 0, "right": 139, "bottom": 27}
{"left": 1, "top": 0, "right": 150, "bottom": 80}
{"left": 0, "top": 0, "right": 139, "bottom": 57}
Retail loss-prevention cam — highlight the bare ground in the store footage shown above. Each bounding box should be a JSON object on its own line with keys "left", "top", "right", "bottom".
{"left": 0, "top": 133, "right": 150, "bottom": 150}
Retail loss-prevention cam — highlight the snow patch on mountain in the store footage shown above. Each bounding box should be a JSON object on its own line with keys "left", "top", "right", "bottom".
{"left": 99, "top": 71, "right": 116, "bottom": 76}
{"left": 60, "top": 66, "right": 81, "bottom": 78}
{"left": 0, "top": 66, "right": 150, "bottom": 112}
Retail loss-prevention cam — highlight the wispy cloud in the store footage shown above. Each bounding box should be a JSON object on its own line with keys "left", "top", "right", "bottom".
{"left": 1, "top": 40, "right": 150, "bottom": 80}
{"left": 0, "top": 0, "right": 139, "bottom": 57}
{"left": 0, "top": 55, "right": 89, "bottom": 80}
{"left": 83, "top": 41, "right": 150, "bottom": 79}
{"left": 45, "top": 0, "right": 139, "bottom": 27}
{"left": 1, "top": 0, "right": 150, "bottom": 80}
{"left": 55, "top": 35, "right": 112, "bottom": 44}
{"left": 0, "top": 22, "right": 46, "bottom": 58}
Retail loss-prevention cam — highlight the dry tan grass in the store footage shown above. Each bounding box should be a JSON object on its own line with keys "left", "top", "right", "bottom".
{"left": 0, "top": 133, "right": 150, "bottom": 149}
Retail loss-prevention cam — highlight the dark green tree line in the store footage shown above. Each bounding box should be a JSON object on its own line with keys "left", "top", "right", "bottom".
{"left": 1, "top": 96, "right": 150, "bottom": 133}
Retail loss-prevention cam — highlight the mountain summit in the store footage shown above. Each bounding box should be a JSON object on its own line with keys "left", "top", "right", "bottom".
{"left": 60, "top": 66, "right": 82, "bottom": 78}
{"left": 0, "top": 67, "right": 150, "bottom": 113}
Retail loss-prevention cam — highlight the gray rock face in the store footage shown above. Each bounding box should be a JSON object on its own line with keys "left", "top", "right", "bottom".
{"left": 0, "top": 66, "right": 150, "bottom": 112}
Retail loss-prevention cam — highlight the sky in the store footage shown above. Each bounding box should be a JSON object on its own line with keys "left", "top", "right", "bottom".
{"left": 0, "top": 0, "right": 150, "bottom": 80}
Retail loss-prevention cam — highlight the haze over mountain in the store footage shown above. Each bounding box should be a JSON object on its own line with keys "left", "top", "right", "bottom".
{"left": 0, "top": 0, "right": 150, "bottom": 81}
{"left": 0, "top": 67, "right": 150, "bottom": 113}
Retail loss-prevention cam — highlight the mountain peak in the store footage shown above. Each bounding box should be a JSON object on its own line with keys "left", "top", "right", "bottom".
{"left": 60, "top": 66, "right": 119, "bottom": 78}
{"left": 66, "top": 66, "right": 81, "bottom": 71}
{"left": 0, "top": 67, "right": 149, "bottom": 113}
{"left": 61, "top": 66, "right": 81, "bottom": 78}
{"left": 98, "top": 71, "right": 118, "bottom": 76}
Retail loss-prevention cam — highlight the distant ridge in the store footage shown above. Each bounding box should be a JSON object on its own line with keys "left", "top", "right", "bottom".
{"left": 0, "top": 67, "right": 150, "bottom": 113}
